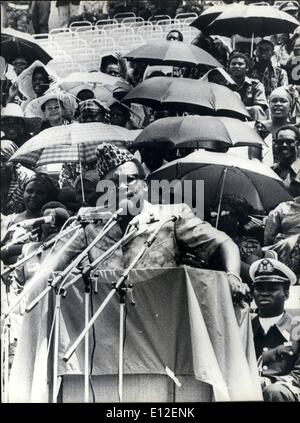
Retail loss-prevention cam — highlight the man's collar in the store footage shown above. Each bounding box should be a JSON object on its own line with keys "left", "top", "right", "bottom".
{"left": 291, "top": 158, "right": 300, "bottom": 175}
{"left": 252, "top": 312, "right": 293, "bottom": 340}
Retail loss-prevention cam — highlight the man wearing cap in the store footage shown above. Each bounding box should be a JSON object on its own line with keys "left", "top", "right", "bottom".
{"left": 49, "top": 143, "right": 249, "bottom": 301}
{"left": 250, "top": 258, "right": 300, "bottom": 401}
{"left": 251, "top": 40, "right": 289, "bottom": 100}
{"left": 227, "top": 51, "right": 269, "bottom": 120}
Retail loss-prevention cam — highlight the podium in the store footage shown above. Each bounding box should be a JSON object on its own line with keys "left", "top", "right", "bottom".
{"left": 9, "top": 267, "right": 263, "bottom": 402}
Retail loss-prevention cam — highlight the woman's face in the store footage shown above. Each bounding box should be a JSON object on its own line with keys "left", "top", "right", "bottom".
{"left": 43, "top": 99, "right": 62, "bottom": 124}
{"left": 23, "top": 181, "right": 48, "bottom": 212}
{"left": 269, "top": 95, "right": 290, "bottom": 119}
{"left": 32, "top": 71, "right": 49, "bottom": 96}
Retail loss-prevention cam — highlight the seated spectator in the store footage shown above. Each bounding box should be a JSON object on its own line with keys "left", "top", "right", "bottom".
{"left": 227, "top": 51, "right": 268, "bottom": 120}
{"left": 25, "top": 92, "right": 76, "bottom": 129}
{"left": 274, "top": 34, "right": 294, "bottom": 68}
{"left": 272, "top": 125, "right": 300, "bottom": 197}
{"left": 1, "top": 173, "right": 59, "bottom": 265}
{"left": 0, "top": 140, "right": 34, "bottom": 216}
{"left": 251, "top": 39, "right": 288, "bottom": 100}
{"left": 11, "top": 56, "right": 30, "bottom": 77}
{"left": 192, "top": 34, "right": 229, "bottom": 68}
{"left": 206, "top": 195, "right": 263, "bottom": 287}
{"left": 264, "top": 197, "right": 300, "bottom": 280}
{"left": 100, "top": 53, "right": 127, "bottom": 79}
{"left": 109, "top": 100, "right": 132, "bottom": 128}
{"left": 74, "top": 169, "right": 99, "bottom": 207}
{"left": 77, "top": 99, "right": 110, "bottom": 123}
{"left": 166, "top": 30, "right": 183, "bottom": 42}
{"left": 285, "top": 35, "right": 300, "bottom": 85}
{"left": 16, "top": 61, "right": 57, "bottom": 110}
{"left": 262, "top": 87, "right": 293, "bottom": 139}
{"left": 250, "top": 258, "right": 299, "bottom": 401}
{"left": 1, "top": 103, "right": 42, "bottom": 147}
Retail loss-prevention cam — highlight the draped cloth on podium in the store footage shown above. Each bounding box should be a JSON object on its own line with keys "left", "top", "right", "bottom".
{"left": 9, "top": 267, "right": 263, "bottom": 402}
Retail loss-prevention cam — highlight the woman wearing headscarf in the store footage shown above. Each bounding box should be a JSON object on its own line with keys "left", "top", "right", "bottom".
{"left": 1, "top": 173, "right": 59, "bottom": 265}
{"left": 0, "top": 140, "right": 33, "bottom": 216}
{"left": 262, "top": 87, "right": 293, "bottom": 138}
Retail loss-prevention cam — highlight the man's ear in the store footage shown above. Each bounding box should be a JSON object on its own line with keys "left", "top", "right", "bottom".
{"left": 284, "top": 288, "right": 290, "bottom": 300}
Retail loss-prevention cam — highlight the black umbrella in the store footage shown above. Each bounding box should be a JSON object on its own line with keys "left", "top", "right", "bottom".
{"left": 134, "top": 116, "right": 265, "bottom": 151}
{"left": 1, "top": 28, "right": 52, "bottom": 65}
{"left": 123, "top": 77, "right": 250, "bottom": 120}
{"left": 148, "top": 150, "right": 292, "bottom": 214}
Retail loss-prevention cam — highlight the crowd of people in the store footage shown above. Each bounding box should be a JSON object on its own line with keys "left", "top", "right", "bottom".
{"left": 1, "top": 0, "right": 300, "bottom": 403}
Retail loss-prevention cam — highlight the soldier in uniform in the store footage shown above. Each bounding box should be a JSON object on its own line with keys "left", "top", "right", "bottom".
{"left": 250, "top": 258, "right": 300, "bottom": 401}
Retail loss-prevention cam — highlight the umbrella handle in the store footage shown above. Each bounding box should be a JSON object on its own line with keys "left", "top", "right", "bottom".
{"left": 77, "top": 144, "right": 85, "bottom": 203}
{"left": 250, "top": 33, "right": 254, "bottom": 58}
{"left": 215, "top": 168, "right": 228, "bottom": 229}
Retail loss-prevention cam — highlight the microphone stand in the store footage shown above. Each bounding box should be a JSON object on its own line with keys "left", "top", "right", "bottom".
{"left": 59, "top": 225, "right": 139, "bottom": 403}
{"left": 1, "top": 224, "right": 82, "bottom": 321}
{"left": 1, "top": 278, "right": 12, "bottom": 403}
{"left": 63, "top": 214, "right": 179, "bottom": 402}
{"left": 26, "top": 211, "right": 122, "bottom": 403}
{"left": 25, "top": 216, "right": 119, "bottom": 313}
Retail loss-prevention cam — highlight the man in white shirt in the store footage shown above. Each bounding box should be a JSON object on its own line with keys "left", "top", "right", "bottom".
{"left": 250, "top": 258, "right": 300, "bottom": 401}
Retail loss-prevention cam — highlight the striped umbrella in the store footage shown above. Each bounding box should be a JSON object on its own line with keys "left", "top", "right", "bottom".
{"left": 9, "top": 122, "right": 141, "bottom": 169}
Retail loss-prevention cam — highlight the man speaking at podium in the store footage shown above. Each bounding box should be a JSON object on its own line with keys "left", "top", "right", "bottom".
{"left": 52, "top": 143, "right": 249, "bottom": 301}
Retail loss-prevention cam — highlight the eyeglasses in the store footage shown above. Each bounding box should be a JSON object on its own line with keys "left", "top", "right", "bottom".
{"left": 275, "top": 139, "right": 296, "bottom": 146}
{"left": 106, "top": 175, "right": 140, "bottom": 187}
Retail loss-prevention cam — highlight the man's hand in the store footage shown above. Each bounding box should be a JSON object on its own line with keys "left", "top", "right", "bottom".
{"left": 227, "top": 272, "right": 250, "bottom": 305}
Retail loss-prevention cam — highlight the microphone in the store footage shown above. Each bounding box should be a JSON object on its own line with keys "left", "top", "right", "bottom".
{"left": 13, "top": 214, "right": 55, "bottom": 229}
{"left": 76, "top": 207, "right": 124, "bottom": 222}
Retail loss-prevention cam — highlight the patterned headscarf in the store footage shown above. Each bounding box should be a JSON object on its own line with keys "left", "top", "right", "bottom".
{"left": 96, "top": 143, "right": 135, "bottom": 179}
{"left": 1, "top": 140, "right": 19, "bottom": 161}
{"left": 24, "top": 173, "right": 59, "bottom": 202}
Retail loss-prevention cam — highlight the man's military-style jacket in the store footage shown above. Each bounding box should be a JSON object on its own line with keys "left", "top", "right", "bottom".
{"left": 53, "top": 201, "right": 230, "bottom": 271}
{"left": 252, "top": 312, "right": 300, "bottom": 399}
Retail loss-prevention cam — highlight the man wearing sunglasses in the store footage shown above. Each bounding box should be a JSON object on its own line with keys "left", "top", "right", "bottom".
{"left": 272, "top": 125, "right": 300, "bottom": 197}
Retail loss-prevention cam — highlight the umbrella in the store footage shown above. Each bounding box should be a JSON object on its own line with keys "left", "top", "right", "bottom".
{"left": 124, "top": 41, "right": 222, "bottom": 68}
{"left": 133, "top": 116, "right": 265, "bottom": 151}
{"left": 122, "top": 77, "right": 250, "bottom": 120}
{"left": 53, "top": 72, "right": 132, "bottom": 100}
{"left": 1, "top": 28, "right": 52, "bottom": 65}
{"left": 190, "top": 4, "right": 229, "bottom": 32}
{"left": 207, "top": 4, "right": 300, "bottom": 38}
{"left": 9, "top": 122, "right": 141, "bottom": 168}
{"left": 148, "top": 150, "right": 292, "bottom": 214}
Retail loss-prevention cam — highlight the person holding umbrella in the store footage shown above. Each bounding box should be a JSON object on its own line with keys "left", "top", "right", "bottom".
{"left": 251, "top": 39, "right": 289, "bottom": 99}
{"left": 227, "top": 51, "right": 269, "bottom": 120}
